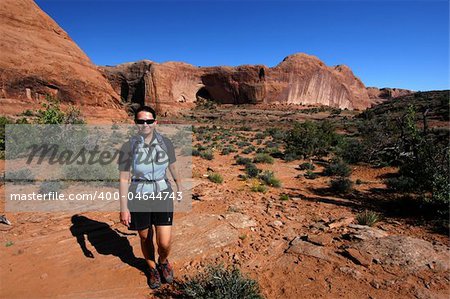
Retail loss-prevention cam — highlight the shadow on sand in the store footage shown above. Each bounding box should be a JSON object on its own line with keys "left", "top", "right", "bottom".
{"left": 70, "top": 214, "right": 147, "bottom": 273}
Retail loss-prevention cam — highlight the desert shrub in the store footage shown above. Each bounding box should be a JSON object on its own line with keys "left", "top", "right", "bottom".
{"left": 62, "top": 160, "right": 118, "bottom": 187}
{"left": 15, "top": 117, "right": 29, "bottom": 124}
{"left": 264, "top": 127, "right": 285, "bottom": 141}
{"left": 21, "top": 109, "right": 34, "bottom": 116}
{"left": 196, "top": 144, "right": 208, "bottom": 151}
{"left": 192, "top": 149, "right": 200, "bottom": 156}
{"left": 280, "top": 193, "right": 289, "bottom": 201}
{"left": 304, "top": 170, "right": 318, "bottom": 180}
{"left": 6, "top": 168, "right": 34, "bottom": 184}
{"left": 36, "top": 96, "right": 66, "bottom": 124}
{"left": 251, "top": 182, "right": 267, "bottom": 193}
{"left": 299, "top": 162, "right": 315, "bottom": 170}
{"left": 393, "top": 105, "right": 449, "bottom": 216}
{"left": 242, "top": 145, "right": 255, "bottom": 154}
{"left": 335, "top": 137, "right": 366, "bottom": 164}
{"left": 323, "top": 158, "right": 351, "bottom": 177}
{"left": 181, "top": 146, "right": 193, "bottom": 156}
{"left": 0, "top": 116, "right": 13, "bottom": 156}
{"left": 356, "top": 210, "right": 380, "bottom": 226}
{"left": 64, "top": 105, "right": 85, "bottom": 124}
{"left": 284, "top": 120, "right": 338, "bottom": 160}
{"left": 329, "top": 177, "right": 353, "bottom": 194}
{"left": 254, "top": 132, "right": 266, "bottom": 140}
{"left": 235, "top": 155, "right": 252, "bottom": 166}
{"left": 200, "top": 149, "right": 214, "bottom": 160}
{"left": 330, "top": 108, "right": 342, "bottom": 115}
{"left": 35, "top": 96, "right": 85, "bottom": 125}
{"left": 385, "top": 176, "right": 416, "bottom": 192}
{"left": 253, "top": 153, "right": 274, "bottom": 164}
{"left": 179, "top": 264, "right": 263, "bottom": 299}
{"left": 39, "top": 181, "right": 63, "bottom": 194}
{"left": 237, "top": 140, "right": 252, "bottom": 148}
{"left": 259, "top": 170, "right": 281, "bottom": 187}
{"left": 208, "top": 172, "right": 223, "bottom": 184}
{"left": 245, "top": 163, "right": 260, "bottom": 178}
{"left": 221, "top": 145, "right": 236, "bottom": 155}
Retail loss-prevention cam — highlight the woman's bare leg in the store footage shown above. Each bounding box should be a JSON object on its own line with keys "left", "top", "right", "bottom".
{"left": 138, "top": 228, "right": 156, "bottom": 269}
{"left": 155, "top": 225, "right": 172, "bottom": 263}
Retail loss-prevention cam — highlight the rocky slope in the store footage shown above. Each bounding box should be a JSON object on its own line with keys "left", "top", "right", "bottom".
{"left": 0, "top": 0, "right": 121, "bottom": 107}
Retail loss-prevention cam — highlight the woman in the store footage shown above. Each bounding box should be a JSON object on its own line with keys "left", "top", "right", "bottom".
{"left": 118, "top": 105, "right": 181, "bottom": 289}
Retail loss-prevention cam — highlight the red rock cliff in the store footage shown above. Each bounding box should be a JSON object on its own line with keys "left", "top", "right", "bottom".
{"left": 0, "top": 0, "right": 121, "bottom": 107}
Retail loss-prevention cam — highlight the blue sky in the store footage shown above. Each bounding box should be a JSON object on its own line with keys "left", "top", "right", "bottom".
{"left": 36, "top": 0, "right": 449, "bottom": 91}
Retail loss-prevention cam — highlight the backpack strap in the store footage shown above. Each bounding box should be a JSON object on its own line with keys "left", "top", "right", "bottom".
{"left": 129, "top": 134, "right": 144, "bottom": 178}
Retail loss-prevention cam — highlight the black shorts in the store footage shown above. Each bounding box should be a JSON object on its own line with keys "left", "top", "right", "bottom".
{"left": 128, "top": 210, "right": 173, "bottom": 231}
{"left": 127, "top": 184, "right": 174, "bottom": 231}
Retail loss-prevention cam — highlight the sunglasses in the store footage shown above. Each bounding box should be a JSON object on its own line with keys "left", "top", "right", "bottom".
{"left": 135, "top": 119, "right": 156, "bottom": 125}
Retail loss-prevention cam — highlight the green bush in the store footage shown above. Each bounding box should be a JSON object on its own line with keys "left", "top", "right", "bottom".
{"left": 0, "top": 116, "right": 13, "bottom": 154}
{"left": 264, "top": 127, "right": 285, "bottom": 141}
{"left": 253, "top": 153, "right": 274, "bottom": 164}
{"left": 259, "top": 170, "right": 281, "bottom": 187}
{"left": 335, "top": 137, "right": 366, "bottom": 164}
{"left": 6, "top": 168, "right": 34, "bottom": 184}
{"left": 200, "top": 149, "right": 214, "bottom": 160}
{"left": 236, "top": 155, "right": 252, "bottom": 166}
{"left": 385, "top": 176, "right": 416, "bottom": 192}
{"left": 208, "top": 172, "right": 223, "bottom": 184}
{"left": 221, "top": 145, "right": 236, "bottom": 155}
{"left": 251, "top": 183, "right": 267, "bottom": 193}
{"left": 245, "top": 163, "right": 260, "bottom": 178}
{"left": 62, "top": 160, "right": 118, "bottom": 187}
{"left": 324, "top": 158, "right": 351, "bottom": 177}
{"left": 284, "top": 120, "right": 338, "bottom": 160}
{"left": 242, "top": 146, "right": 255, "bottom": 154}
{"left": 330, "top": 177, "right": 353, "bottom": 194}
{"left": 21, "top": 109, "right": 34, "bottom": 116}
{"left": 35, "top": 96, "right": 85, "bottom": 124}
{"left": 36, "top": 96, "right": 65, "bottom": 124}
{"left": 39, "top": 181, "right": 63, "bottom": 194}
{"left": 280, "top": 193, "right": 289, "bottom": 201}
{"left": 180, "top": 264, "right": 263, "bottom": 299}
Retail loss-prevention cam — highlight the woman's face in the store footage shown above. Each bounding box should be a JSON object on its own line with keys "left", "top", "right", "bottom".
{"left": 135, "top": 111, "right": 157, "bottom": 135}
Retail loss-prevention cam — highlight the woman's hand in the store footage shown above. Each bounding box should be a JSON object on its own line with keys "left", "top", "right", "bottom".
{"left": 120, "top": 209, "right": 131, "bottom": 227}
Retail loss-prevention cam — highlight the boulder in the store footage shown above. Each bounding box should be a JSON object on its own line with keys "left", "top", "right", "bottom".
{"left": 353, "top": 235, "right": 450, "bottom": 272}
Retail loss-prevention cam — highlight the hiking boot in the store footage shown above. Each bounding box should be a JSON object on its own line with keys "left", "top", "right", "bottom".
{"left": 147, "top": 267, "right": 161, "bottom": 289}
{"left": 157, "top": 260, "right": 174, "bottom": 283}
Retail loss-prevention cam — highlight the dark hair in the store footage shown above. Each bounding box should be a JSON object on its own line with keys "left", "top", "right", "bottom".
{"left": 134, "top": 105, "right": 156, "bottom": 120}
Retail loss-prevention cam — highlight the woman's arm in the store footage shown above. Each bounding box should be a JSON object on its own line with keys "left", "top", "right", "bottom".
{"left": 168, "top": 163, "right": 182, "bottom": 193}
{"left": 119, "top": 170, "right": 131, "bottom": 227}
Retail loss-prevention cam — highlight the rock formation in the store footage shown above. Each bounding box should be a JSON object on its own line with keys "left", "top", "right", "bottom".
{"left": 101, "top": 53, "right": 379, "bottom": 112}
{"left": 367, "top": 87, "right": 414, "bottom": 100}
{"left": 0, "top": 0, "right": 121, "bottom": 107}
